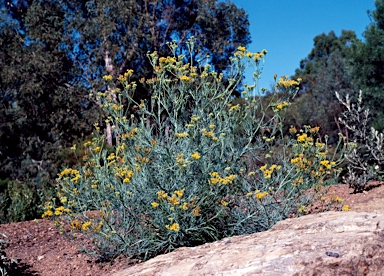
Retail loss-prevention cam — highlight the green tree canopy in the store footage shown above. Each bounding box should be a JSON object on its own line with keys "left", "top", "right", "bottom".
{"left": 40, "top": 0, "right": 252, "bottom": 99}
{"left": 0, "top": 3, "right": 101, "bottom": 181}
{"left": 0, "top": 0, "right": 251, "bottom": 184}
{"left": 290, "top": 30, "right": 359, "bottom": 141}
{"left": 352, "top": 0, "right": 384, "bottom": 130}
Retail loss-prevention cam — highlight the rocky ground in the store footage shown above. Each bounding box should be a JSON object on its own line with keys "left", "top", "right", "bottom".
{"left": 1, "top": 182, "right": 383, "bottom": 276}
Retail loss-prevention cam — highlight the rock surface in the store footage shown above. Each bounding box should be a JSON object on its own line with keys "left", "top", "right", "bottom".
{"left": 114, "top": 211, "right": 384, "bottom": 276}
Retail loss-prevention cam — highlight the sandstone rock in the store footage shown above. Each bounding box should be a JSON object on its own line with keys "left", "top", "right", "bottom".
{"left": 113, "top": 211, "right": 384, "bottom": 276}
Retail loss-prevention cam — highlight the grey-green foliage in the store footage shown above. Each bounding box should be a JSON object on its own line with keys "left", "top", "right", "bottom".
{"left": 51, "top": 44, "right": 345, "bottom": 261}
{"left": 336, "top": 91, "right": 384, "bottom": 192}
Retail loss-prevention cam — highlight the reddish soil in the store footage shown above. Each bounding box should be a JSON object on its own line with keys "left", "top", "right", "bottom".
{"left": 1, "top": 182, "right": 384, "bottom": 276}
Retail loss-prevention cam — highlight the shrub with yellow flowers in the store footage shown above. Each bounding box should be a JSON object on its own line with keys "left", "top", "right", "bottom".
{"left": 47, "top": 38, "right": 347, "bottom": 262}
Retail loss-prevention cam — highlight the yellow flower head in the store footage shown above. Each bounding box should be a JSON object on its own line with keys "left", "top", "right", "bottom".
{"left": 174, "top": 189, "right": 185, "bottom": 198}
{"left": 255, "top": 191, "right": 268, "bottom": 200}
{"left": 166, "top": 222, "right": 180, "bottom": 232}
{"left": 289, "top": 125, "right": 297, "bottom": 134}
{"left": 167, "top": 194, "right": 180, "bottom": 205}
{"left": 179, "top": 75, "right": 192, "bottom": 82}
{"left": 103, "top": 75, "right": 113, "bottom": 81}
{"left": 70, "top": 219, "right": 82, "bottom": 230}
{"left": 237, "top": 46, "right": 246, "bottom": 52}
{"left": 82, "top": 221, "right": 92, "bottom": 231}
{"left": 157, "top": 191, "right": 168, "bottom": 200}
{"left": 191, "top": 152, "right": 201, "bottom": 160}
{"left": 320, "top": 160, "right": 331, "bottom": 170}
{"left": 221, "top": 200, "right": 229, "bottom": 207}
{"left": 298, "top": 205, "right": 307, "bottom": 214}
{"left": 191, "top": 206, "right": 201, "bottom": 216}
{"left": 342, "top": 205, "right": 350, "bottom": 211}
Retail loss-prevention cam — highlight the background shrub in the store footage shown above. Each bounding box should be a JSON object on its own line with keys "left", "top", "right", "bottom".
{"left": 336, "top": 91, "right": 384, "bottom": 192}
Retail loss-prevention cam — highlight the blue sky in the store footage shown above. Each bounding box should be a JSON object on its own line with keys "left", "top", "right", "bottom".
{"left": 231, "top": 0, "right": 376, "bottom": 91}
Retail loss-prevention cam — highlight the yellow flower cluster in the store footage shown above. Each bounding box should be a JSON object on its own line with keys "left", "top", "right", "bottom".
{"left": 84, "top": 141, "right": 92, "bottom": 147}
{"left": 289, "top": 125, "right": 297, "bottom": 134}
{"left": 309, "top": 126, "right": 320, "bottom": 134}
{"left": 297, "top": 133, "right": 313, "bottom": 144}
{"left": 221, "top": 200, "right": 229, "bottom": 207}
{"left": 262, "top": 136, "right": 275, "bottom": 143}
{"left": 102, "top": 75, "right": 113, "bottom": 81}
{"left": 106, "top": 153, "right": 116, "bottom": 161}
{"left": 330, "top": 196, "right": 343, "bottom": 204}
{"left": 275, "top": 101, "right": 290, "bottom": 112}
{"left": 175, "top": 153, "right": 184, "bottom": 163}
{"left": 82, "top": 221, "right": 92, "bottom": 231}
{"left": 246, "top": 190, "right": 268, "bottom": 200}
{"left": 115, "top": 167, "right": 134, "bottom": 178}
{"left": 42, "top": 205, "right": 53, "bottom": 218}
{"left": 168, "top": 194, "right": 180, "bottom": 206}
{"left": 229, "top": 104, "right": 240, "bottom": 112}
{"left": 259, "top": 164, "right": 281, "bottom": 179}
{"left": 122, "top": 170, "right": 134, "bottom": 183}
{"left": 54, "top": 206, "right": 71, "bottom": 216}
{"left": 166, "top": 222, "right": 180, "bottom": 232}
{"left": 134, "top": 155, "right": 150, "bottom": 165}
{"left": 72, "top": 220, "right": 104, "bottom": 232}
{"left": 201, "top": 128, "right": 214, "bottom": 138}
{"left": 342, "top": 205, "right": 350, "bottom": 211}
{"left": 70, "top": 219, "right": 82, "bottom": 230}
{"left": 153, "top": 189, "right": 191, "bottom": 212}
{"left": 292, "top": 177, "right": 304, "bottom": 186}
{"left": 157, "top": 190, "right": 168, "bottom": 200}
{"left": 201, "top": 126, "right": 219, "bottom": 141}
{"left": 209, "top": 172, "right": 237, "bottom": 185}
{"left": 117, "top": 69, "right": 134, "bottom": 82}
{"left": 175, "top": 131, "right": 189, "bottom": 138}
{"left": 234, "top": 46, "right": 267, "bottom": 62}
{"left": 297, "top": 205, "right": 307, "bottom": 214}
{"left": 159, "top": 56, "right": 176, "bottom": 66}
{"left": 191, "top": 206, "right": 201, "bottom": 216}
{"left": 111, "top": 103, "right": 124, "bottom": 111}
{"left": 319, "top": 160, "right": 336, "bottom": 170}
{"left": 191, "top": 115, "right": 200, "bottom": 122}
{"left": 191, "top": 152, "right": 201, "bottom": 160}
{"left": 121, "top": 127, "right": 138, "bottom": 139}
{"left": 290, "top": 153, "right": 310, "bottom": 171}
{"left": 276, "top": 76, "right": 300, "bottom": 88}
{"left": 179, "top": 75, "right": 192, "bottom": 82}
{"left": 59, "top": 168, "right": 81, "bottom": 183}
{"left": 59, "top": 168, "right": 79, "bottom": 178}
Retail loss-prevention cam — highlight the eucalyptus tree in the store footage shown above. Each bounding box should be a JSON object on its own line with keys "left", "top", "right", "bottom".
{"left": 352, "top": 0, "right": 384, "bottom": 130}
{"left": 0, "top": 0, "right": 251, "bottom": 199}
